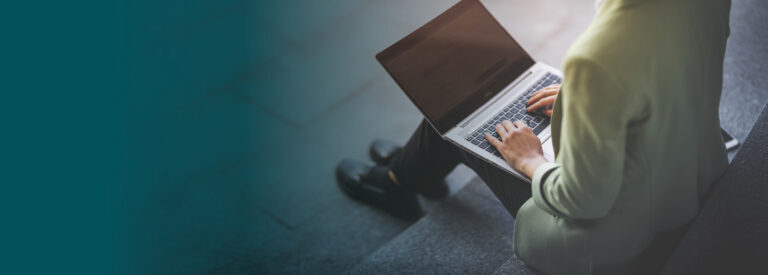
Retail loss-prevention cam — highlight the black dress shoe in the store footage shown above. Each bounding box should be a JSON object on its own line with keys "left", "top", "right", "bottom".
{"left": 368, "top": 139, "right": 449, "bottom": 200}
{"left": 369, "top": 139, "right": 403, "bottom": 165}
{"left": 336, "top": 159, "right": 422, "bottom": 220}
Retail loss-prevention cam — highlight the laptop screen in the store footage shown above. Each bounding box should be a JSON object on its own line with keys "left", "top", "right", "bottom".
{"left": 376, "top": 0, "right": 534, "bottom": 135}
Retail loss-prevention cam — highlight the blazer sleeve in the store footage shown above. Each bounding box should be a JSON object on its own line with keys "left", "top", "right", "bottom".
{"left": 530, "top": 56, "right": 637, "bottom": 220}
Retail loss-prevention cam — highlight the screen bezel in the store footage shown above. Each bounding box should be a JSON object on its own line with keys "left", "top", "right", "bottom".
{"left": 376, "top": 0, "right": 535, "bottom": 135}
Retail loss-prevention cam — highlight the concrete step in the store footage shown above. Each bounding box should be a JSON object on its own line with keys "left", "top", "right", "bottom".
{"left": 349, "top": 178, "right": 535, "bottom": 274}
{"left": 492, "top": 255, "right": 542, "bottom": 275}
{"left": 661, "top": 103, "right": 768, "bottom": 274}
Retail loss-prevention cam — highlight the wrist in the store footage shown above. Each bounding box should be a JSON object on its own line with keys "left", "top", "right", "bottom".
{"left": 517, "top": 155, "right": 547, "bottom": 179}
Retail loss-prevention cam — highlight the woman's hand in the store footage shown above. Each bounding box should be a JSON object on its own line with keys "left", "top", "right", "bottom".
{"left": 527, "top": 84, "right": 560, "bottom": 117}
{"left": 485, "top": 120, "right": 547, "bottom": 178}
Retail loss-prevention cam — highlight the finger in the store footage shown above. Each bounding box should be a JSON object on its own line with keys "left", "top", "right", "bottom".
{"left": 529, "top": 84, "right": 559, "bottom": 99}
{"left": 545, "top": 109, "right": 553, "bottom": 117}
{"left": 502, "top": 120, "right": 516, "bottom": 133}
{"left": 513, "top": 120, "right": 529, "bottom": 131}
{"left": 485, "top": 133, "right": 503, "bottom": 148}
{"left": 527, "top": 95, "right": 557, "bottom": 112}
{"left": 528, "top": 86, "right": 557, "bottom": 100}
{"left": 528, "top": 89, "right": 558, "bottom": 106}
{"left": 495, "top": 123, "right": 509, "bottom": 138}
{"left": 520, "top": 122, "right": 534, "bottom": 134}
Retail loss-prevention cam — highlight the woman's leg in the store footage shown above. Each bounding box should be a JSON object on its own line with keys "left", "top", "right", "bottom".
{"left": 454, "top": 149, "right": 532, "bottom": 217}
{"left": 388, "top": 120, "right": 462, "bottom": 194}
{"left": 390, "top": 119, "right": 532, "bottom": 217}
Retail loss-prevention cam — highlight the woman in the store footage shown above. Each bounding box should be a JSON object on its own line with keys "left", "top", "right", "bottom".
{"left": 337, "top": 0, "right": 731, "bottom": 273}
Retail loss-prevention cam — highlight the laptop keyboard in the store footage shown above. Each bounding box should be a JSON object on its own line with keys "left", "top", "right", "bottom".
{"left": 465, "top": 72, "right": 562, "bottom": 158}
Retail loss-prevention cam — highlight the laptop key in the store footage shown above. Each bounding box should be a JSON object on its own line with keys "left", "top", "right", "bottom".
{"left": 532, "top": 121, "right": 548, "bottom": 134}
{"left": 470, "top": 74, "right": 559, "bottom": 148}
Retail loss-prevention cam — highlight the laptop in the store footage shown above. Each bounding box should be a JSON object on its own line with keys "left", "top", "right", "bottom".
{"left": 376, "top": 0, "right": 560, "bottom": 182}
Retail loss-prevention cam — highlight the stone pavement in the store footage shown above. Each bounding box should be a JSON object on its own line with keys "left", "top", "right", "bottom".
{"left": 136, "top": 0, "right": 766, "bottom": 273}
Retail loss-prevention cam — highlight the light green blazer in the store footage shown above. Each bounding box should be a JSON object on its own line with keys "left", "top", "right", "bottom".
{"left": 512, "top": 0, "right": 731, "bottom": 273}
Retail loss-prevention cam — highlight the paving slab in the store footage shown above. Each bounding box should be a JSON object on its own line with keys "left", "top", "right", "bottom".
{"left": 131, "top": 6, "right": 284, "bottom": 107}
{"left": 126, "top": 91, "right": 293, "bottom": 213}
{"left": 250, "top": 0, "right": 367, "bottom": 45}
{"left": 211, "top": 186, "right": 413, "bottom": 274}
{"left": 124, "top": 0, "right": 245, "bottom": 45}
{"left": 351, "top": 178, "right": 518, "bottom": 274}
{"left": 481, "top": 0, "right": 595, "bottom": 66}
{"left": 129, "top": 89, "right": 295, "bottom": 274}
{"left": 238, "top": 6, "right": 413, "bottom": 126}
{"left": 136, "top": 170, "right": 288, "bottom": 274}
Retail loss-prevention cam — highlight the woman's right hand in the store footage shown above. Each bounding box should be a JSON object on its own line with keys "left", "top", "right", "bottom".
{"left": 526, "top": 84, "right": 560, "bottom": 117}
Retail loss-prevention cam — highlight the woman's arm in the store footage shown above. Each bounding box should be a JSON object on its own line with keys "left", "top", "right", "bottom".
{"left": 532, "top": 56, "right": 635, "bottom": 219}
{"left": 487, "top": 56, "right": 638, "bottom": 220}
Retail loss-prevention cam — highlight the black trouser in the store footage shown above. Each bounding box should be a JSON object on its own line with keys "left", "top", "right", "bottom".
{"left": 390, "top": 120, "right": 531, "bottom": 217}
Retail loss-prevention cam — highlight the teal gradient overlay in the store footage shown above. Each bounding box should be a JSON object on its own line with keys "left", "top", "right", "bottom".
{"left": 3, "top": 0, "right": 123, "bottom": 273}
{"left": 5, "top": 0, "right": 434, "bottom": 272}
{"left": 120, "top": 1, "right": 277, "bottom": 273}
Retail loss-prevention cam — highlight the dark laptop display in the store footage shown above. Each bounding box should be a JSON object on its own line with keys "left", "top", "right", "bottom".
{"left": 376, "top": 0, "right": 535, "bottom": 134}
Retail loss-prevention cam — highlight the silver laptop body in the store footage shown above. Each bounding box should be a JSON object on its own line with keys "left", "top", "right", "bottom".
{"left": 376, "top": 0, "right": 559, "bottom": 182}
